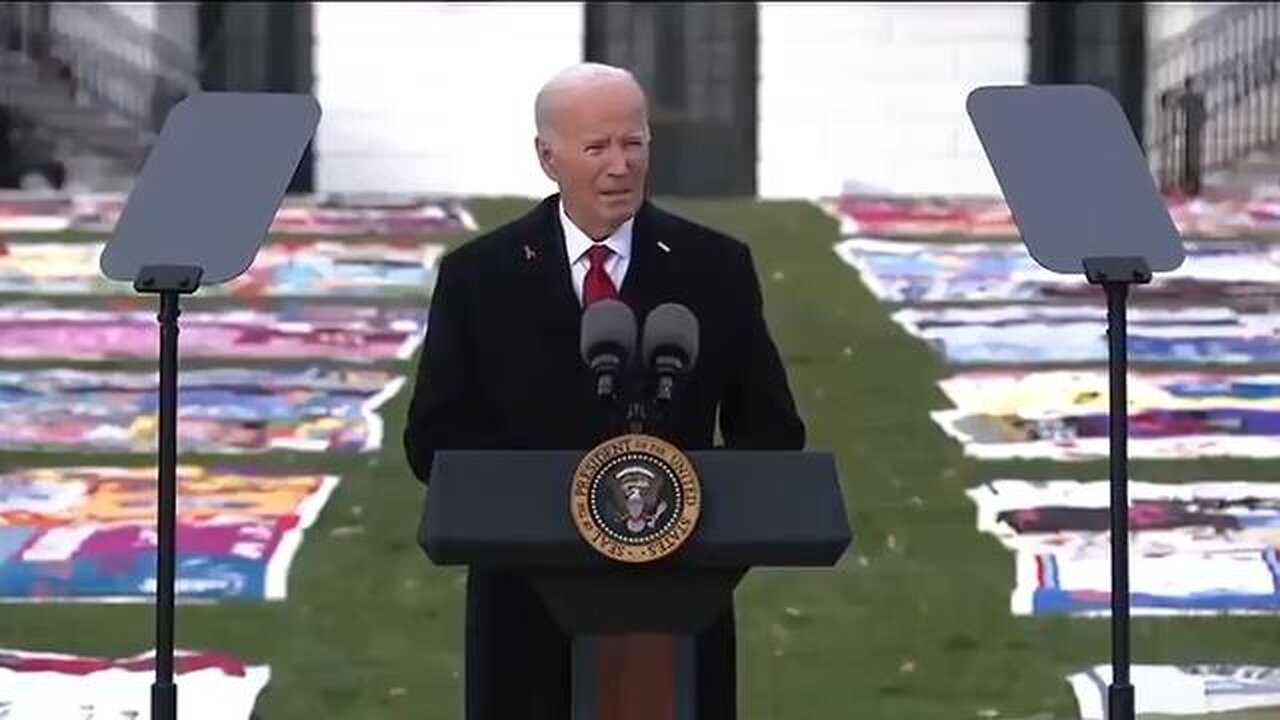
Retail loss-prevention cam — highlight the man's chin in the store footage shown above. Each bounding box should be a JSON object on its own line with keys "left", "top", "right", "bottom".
{"left": 598, "top": 193, "right": 640, "bottom": 217}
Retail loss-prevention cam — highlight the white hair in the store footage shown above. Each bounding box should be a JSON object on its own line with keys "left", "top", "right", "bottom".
{"left": 534, "top": 62, "right": 645, "bottom": 137}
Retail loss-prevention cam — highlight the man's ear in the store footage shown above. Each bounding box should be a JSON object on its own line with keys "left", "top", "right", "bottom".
{"left": 535, "top": 136, "right": 558, "bottom": 183}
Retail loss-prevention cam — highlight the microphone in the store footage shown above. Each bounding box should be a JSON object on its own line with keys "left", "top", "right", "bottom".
{"left": 580, "top": 299, "right": 637, "bottom": 400}
{"left": 641, "top": 303, "right": 699, "bottom": 402}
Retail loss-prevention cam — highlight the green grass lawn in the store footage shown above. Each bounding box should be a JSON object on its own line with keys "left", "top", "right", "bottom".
{"left": 3, "top": 197, "right": 1279, "bottom": 718}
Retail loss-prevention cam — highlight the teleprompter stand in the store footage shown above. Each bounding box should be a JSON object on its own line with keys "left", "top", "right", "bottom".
{"left": 968, "top": 84, "right": 1186, "bottom": 720}
{"left": 99, "top": 92, "right": 319, "bottom": 719}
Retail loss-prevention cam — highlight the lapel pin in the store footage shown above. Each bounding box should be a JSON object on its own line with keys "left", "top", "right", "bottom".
{"left": 523, "top": 244, "right": 537, "bottom": 260}
{"left": 657, "top": 241, "right": 671, "bottom": 254}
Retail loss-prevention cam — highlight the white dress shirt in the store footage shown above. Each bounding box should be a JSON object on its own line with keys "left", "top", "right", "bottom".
{"left": 559, "top": 201, "right": 633, "bottom": 306}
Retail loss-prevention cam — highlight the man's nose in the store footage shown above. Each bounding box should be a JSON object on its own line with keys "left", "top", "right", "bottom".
{"left": 605, "top": 147, "right": 629, "bottom": 176}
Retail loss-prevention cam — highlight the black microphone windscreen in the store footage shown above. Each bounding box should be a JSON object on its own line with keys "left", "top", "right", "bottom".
{"left": 642, "top": 303, "right": 699, "bottom": 370}
{"left": 580, "top": 299, "right": 637, "bottom": 366}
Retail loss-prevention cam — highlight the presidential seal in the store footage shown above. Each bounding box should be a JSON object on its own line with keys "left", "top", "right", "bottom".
{"left": 571, "top": 433, "right": 701, "bottom": 563}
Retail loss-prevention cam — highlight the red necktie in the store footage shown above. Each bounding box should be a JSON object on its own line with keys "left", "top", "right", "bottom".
{"left": 582, "top": 244, "right": 617, "bottom": 305}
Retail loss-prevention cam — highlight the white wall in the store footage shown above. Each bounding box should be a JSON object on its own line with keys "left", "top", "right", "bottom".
{"left": 757, "top": 2, "right": 1029, "bottom": 199}
{"left": 316, "top": 2, "right": 1028, "bottom": 199}
{"left": 314, "top": 2, "right": 583, "bottom": 198}
{"left": 1146, "top": 1, "right": 1233, "bottom": 45}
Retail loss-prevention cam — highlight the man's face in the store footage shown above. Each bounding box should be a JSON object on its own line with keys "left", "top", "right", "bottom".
{"left": 536, "top": 80, "right": 650, "bottom": 238}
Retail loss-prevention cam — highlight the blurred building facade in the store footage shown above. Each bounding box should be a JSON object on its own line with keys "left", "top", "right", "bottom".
{"left": 0, "top": 2, "right": 1272, "bottom": 199}
{"left": 0, "top": 2, "right": 199, "bottom": 190}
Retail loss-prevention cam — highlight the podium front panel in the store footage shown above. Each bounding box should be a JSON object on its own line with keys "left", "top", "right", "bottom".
{"left": 420, "top": 449, "right": 851, "bottom": 569}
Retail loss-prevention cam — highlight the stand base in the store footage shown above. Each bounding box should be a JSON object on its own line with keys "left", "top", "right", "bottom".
{"left": 153, "top": 681, "right": 177, "bottom": 720}
{"left": 1108, "top": 683, "right": 1133, "bottom": 720}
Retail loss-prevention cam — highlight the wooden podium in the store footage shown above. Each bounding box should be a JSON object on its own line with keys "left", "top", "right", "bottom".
{"left": 419, "top": 448, "right": 852, "bottom": 719}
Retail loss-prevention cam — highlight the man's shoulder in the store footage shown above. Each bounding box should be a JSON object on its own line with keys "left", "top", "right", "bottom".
{"left": 439, "top": 197, "right": 553, "bottom": 273}
{"left": 643, "top": 202, "right": 751, "bottom": 265}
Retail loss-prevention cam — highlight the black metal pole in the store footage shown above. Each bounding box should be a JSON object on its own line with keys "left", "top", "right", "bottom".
{"left": 153, "top": 289, "right": 180, "bottom": 720}
{"left": 1104, "top": 280, "right": 1134, "bottom": 720}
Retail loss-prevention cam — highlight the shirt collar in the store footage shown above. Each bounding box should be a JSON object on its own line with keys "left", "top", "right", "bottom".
{"left": 559, "top": 200, "right": 633, "bottom": 265}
